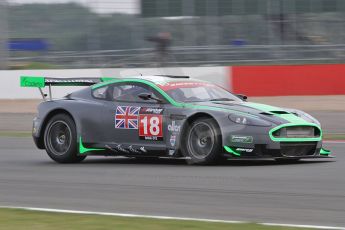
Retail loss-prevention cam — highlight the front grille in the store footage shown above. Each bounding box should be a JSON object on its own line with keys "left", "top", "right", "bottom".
{"left": 273, "top": 126, "right": 320, "bottom": 138}
{"left": 280, "top": 142, "right": 317, "bottom": 157}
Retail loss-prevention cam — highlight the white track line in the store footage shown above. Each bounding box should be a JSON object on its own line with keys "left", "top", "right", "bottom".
{"left": 262, "top": 223, "right": 345, "bottom": 230}
{"left": 1, "top": 206, "right": 344, "bottom": 230}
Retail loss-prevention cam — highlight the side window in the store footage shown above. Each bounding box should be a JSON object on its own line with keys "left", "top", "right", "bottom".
{"left": 92, "top": 86, "right": 109, "bottom": 99}
{"left": 92, "top": 83, "right": 165, "bottom": 103}
{"left": 112, "top": 83, "right": 162, "bottom": 103}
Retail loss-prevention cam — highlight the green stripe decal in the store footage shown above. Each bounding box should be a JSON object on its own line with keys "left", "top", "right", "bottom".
{"left": 245, "top": 102, "right": 281, "bottom": 112}
{"left": 244, "top": 102, "right": 323, "bottom": 142}
{"left": 79, "top": 137, "right": 105, "bottom": 154}
{"left": 224, "top": 146, "right": 241, "bottom": 156}
{"left": 275, "top": 113, "right": 306, "bottom": 124}
{"left": 243, "top": 102, "right": 307, "bottom": 123}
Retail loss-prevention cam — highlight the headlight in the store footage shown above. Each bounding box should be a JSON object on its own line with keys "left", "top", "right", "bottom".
{"left": 291, "top": 109, "right": 320, "bottom": 126}
{"left": 229, "top": 114, "right": 271, "bottom": 127}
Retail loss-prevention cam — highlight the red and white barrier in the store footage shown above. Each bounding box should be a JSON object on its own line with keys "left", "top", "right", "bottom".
{"left": 230, "top": 64, "right": 345, "bottom": 96}
{"left": 0, "top": 64, "right": 344, "bottom": 99}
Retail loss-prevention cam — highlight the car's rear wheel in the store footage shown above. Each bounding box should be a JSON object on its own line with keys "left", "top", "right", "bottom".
{"left": 182, "top": 117, "right": 222, "bottom": 165}
{"left": 44, "top": 114, "right": 86, "bottom": 163}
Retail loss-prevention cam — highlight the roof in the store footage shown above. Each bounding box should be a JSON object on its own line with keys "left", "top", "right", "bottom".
{"left": 92, "top": 75, "right": 208, "bottom": 89}
{"left": 124, "top": 75, "right": 206, "bottom": 85}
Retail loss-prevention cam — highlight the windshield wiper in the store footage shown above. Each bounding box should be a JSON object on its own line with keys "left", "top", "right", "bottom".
{"left": 209, "top": 98, "right": 235, "bottom": 102}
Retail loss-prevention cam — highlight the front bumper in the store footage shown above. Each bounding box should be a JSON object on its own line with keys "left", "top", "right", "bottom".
{"left": 223, "top": 123, "right": 331, "bottom": 159}
{"left": 224, "top": 143, "right": 332, "bottom": 159}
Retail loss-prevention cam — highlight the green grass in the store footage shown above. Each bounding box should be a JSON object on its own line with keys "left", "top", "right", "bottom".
{"left": 0, "top": 208, "right": 316, "bottom": 230}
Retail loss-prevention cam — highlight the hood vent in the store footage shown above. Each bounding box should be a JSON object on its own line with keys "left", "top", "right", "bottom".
{"left": 269, "top": 111, "right": 290, "bottom": 115}
{"left": 260, "top": 112, "right": 273, "bottom": 116}
{"left": 260, "top": 111, "right": 290, "bottom": 115}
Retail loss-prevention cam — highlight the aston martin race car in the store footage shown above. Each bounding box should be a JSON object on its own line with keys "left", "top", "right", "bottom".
{"left": 20, "top": 75, "right": 332, "bottom": 165}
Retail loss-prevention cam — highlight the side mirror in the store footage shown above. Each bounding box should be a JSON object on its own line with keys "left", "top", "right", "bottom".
{"left": 236, "top": 94, "right": 248, "bottom": 101}
{"left": 138, "top": 93, "right": 152, "bottom": 100}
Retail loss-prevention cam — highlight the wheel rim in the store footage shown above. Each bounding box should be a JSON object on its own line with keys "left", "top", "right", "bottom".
{"left": 187, "top": 122, "right": 215, "bottom": 159}
{"left": 47, "top": 121, "right": 72, "bottom": 156}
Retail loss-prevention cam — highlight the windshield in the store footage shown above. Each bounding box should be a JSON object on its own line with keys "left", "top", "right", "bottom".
{"left": 158, "top": 81, "right": 241, "bottom": 103}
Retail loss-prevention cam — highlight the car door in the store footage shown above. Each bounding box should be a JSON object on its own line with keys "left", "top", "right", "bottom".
{"left": 99, "top": 82, "right": 168, "bottom": 154}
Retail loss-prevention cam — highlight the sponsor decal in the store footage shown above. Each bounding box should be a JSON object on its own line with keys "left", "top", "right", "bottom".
{"left": 115, "top": 144, "right": 129, "bottom": 153}
{"left": 168, "top": 121, "right": 181, "bottom": 133}
{"left": 168, "top": 150, "right": 175, "bottom": 156}
{"left": 139, "top": 107, "right": 164, "bottom": 141}
{"left": 128, "top": 145, "right": 141, "bottom": 154}
{"left": 141, "top": 107, "right": 164, "bottom": 114}
{"left": 231, "top": 135, "right": 253, "bottom": 143}
{"left": 115, "top": 106, "right": 140, "bottom": 129}
{"left": 235, "top": 148, "right": 253, "bottom": 153}
{"left": 170, "top": 135, "right": 176, "bottom": 147}
{"left": 21, "top": 77, "right": 44, "bottom": 88}
{"left": 140, "top": 146, "right": 147, "bottom": 153}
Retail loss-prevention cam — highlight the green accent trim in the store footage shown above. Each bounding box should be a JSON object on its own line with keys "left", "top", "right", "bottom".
{"left": 269, "top": 123, "right": 322, "bottom": 142}
{"left": 276, "top": 113, "right": 307, "bottom": 124}
{"left": 224, "top": 146, "right": 241, "bottom": 156}
{"left": 320, "top": 148, "right": 331, "bottom": 155}
{"left": 79, "top": 137, "right": 105, "bottom": 154}
{"left": 245, "top": 102, "right": 281, "bottom": 112}
{"left": 245, "top": 102, "right": 324, "bottom": 142}
{"left": 244, "top": 102, "right": 307, "bottom": 123}
{"left": 20, "top": 76, "right": 45, "bottom": 88}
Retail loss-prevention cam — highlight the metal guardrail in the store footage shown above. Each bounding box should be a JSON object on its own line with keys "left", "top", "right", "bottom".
{"left": 9, "top": 44, "right": 345, "bottom": 68}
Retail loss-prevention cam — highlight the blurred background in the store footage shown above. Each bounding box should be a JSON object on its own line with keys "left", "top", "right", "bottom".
{"left": 0, "top": 2, "right": 345, "bottom": 228}
{"left": 0, "top": 0, "right": 344, "bottom": 69}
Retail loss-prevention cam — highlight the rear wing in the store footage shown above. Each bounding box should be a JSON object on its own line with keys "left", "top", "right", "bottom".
{"left": 20, "top": 76, "right": 114, "bottom": 100}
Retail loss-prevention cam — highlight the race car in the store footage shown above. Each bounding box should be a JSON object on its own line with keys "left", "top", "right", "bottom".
{"left": 20, "top": 75, "right": 332, "bottom": 165}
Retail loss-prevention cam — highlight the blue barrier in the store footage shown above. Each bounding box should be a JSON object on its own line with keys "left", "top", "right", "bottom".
{"left": 8, "top": 39, "right": 49, "bottom": 51}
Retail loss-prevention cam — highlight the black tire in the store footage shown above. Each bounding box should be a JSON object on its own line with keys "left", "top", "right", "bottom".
{"left": 44, "top": 114, "right": 86, "bottom": 163}
{"left": 181, "top": 117, "right": 222, "bottom": 165}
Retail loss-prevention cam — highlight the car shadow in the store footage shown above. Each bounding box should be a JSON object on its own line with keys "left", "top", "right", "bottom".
{"left": 76, "top": 156, "right": 335, "bottom": 167}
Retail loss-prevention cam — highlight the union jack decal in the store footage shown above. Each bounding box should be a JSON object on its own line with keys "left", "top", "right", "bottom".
{"left": 115, "top": 106, "right": 140, "bottom": 129}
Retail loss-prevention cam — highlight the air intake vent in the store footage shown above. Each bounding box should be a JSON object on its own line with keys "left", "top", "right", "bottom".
{"left": 273, "top": 126, "right": 320, "bottom": 138}
{"left": 281, "top": 142, "right": 317, "bottom": 157}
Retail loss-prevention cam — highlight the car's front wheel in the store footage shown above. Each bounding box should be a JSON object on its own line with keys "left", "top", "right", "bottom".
{"left": 182, "top": 117, "right": 222, "bottom": 165}
{"left": 44, "top": 114, "right": 86, "bottom": 163}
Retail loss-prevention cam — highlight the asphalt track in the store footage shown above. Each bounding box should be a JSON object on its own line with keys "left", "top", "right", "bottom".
{"left": 0, "top": 137, "right": 344, "bottom": 227}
